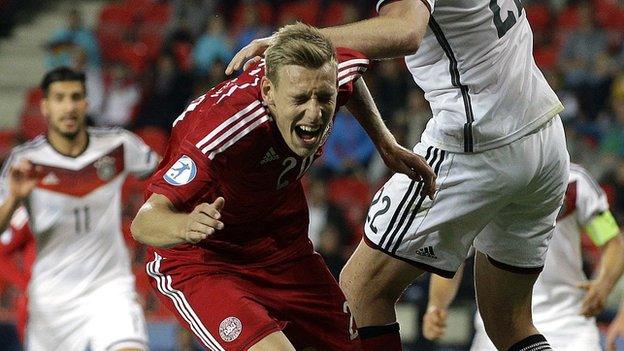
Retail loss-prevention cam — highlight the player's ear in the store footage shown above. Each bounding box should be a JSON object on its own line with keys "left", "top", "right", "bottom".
{"left": 261, "top": 76, "right": 275, "bottom": 107}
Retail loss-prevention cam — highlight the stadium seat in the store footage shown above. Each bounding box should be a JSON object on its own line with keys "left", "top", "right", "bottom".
{"left": 135, "top": 126, "right": 168, "bottom": 156}
{"left": 19, "top": 87, "right": 46, "bottom": 140}
{"left": 525, "top": 4, "right": 550, "bottom": 34}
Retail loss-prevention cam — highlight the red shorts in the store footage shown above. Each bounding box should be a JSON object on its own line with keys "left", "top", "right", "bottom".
{"left": 146, "top": 249, "right": 360, "bottom": 351}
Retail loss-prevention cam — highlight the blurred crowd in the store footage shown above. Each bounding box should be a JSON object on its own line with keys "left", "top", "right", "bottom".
{"left": 0, "top": 0, "right": 624, "bottom": 348}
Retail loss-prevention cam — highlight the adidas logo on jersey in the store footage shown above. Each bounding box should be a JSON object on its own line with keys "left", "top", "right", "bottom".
{"left": 260, "top": 147, "right": 279, "bottom": 165}
{"left": 415, "top": 246, "right": 437, "bottom": 259}
{"left": 41, "top": 172, "right": 60, "bottom": 185}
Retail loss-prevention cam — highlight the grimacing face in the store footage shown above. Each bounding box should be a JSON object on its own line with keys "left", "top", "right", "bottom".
{"left": 41, "top": 81, "right": 88, "bottom": 139}
{"left": 261, "top": 62, "right": 338, "bottom": 158}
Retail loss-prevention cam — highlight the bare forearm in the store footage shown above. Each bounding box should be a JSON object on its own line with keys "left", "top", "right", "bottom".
{"left": 0, "top": 195, "right": 20, "bottom": 233}
{"left": 595, "top": 235, "right": 624, "bottom": 289}
{"left": 131, "top": 196, "right": 187, "bottom": 248}
{"left": 429, "top": 264, "right": 464, "bottom": 309}
{"left": 320, "top": 0, "right": 429, "bottom": 59}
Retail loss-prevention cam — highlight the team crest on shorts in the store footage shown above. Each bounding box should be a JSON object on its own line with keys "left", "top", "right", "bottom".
{"left": 219, "top": 316, "right": 242, "bottom": 342}
{"left": 164, "top": 155, "right": 197, "bottom": 186}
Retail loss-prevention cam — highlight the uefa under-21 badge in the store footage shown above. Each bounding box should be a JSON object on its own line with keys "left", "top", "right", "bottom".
{"left": 219, "top": 316, "right": 242, "bottom": 342}
{"left": 164, "top": 155, "right": 197, "bottom": 186}
{"left": 94, "top": 156, "right": 117, "bottom": 181}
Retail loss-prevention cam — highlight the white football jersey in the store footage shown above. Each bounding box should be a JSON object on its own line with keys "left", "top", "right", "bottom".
{"left": 377, "top": 0, "right": 563, "bottom": 152}
{"left": 0, "top": 128, "right": 158, "bottom": 312}
{"left": 531, "top": 164, "right": 609, "bottom": 332}
{"left": 472, "top": 164, "right": 610, "bottom": 346}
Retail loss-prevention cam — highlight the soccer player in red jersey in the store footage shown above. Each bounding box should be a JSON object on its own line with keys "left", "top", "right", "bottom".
{"left": 131, "top": 23, "right": 432, "bottom": 350}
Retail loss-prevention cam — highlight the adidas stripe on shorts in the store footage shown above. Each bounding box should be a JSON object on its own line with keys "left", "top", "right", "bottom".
{"left": 364, "top": 116, "right": 569, "bottom": 277}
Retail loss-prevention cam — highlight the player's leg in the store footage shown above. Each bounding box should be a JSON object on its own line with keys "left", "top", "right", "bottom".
{"left": 474, "top": 250, "right": 540, "bottom": 350}
{"left": 340, "top": 241, "right": 424, "bottom": 350}
{"left": 340, "top": 241, "right": 424, "bottom": 326}
{"left": 88, "top": 282, "right": 149, "bottom": 351}
{"left": 145, "top": 251, "right": 288, "bottom": 351}
{"left": 248, "top": 331, "right": 296, "bottom": 351}
{"left": 473, "top": 115, "right": 569, "bottom": 351}
{"left": 351, "top": 145, "right": 501, "bottom": 350}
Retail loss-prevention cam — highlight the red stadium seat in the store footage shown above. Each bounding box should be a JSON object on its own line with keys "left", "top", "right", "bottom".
{"left": 279, "top": 0, "right": 321, "bottom": 26}
{"left": 135, "top": 126, "right": 169, "bottom": 156}
{"left": 525, "top": 4, "right": 550, "bottom": 33}
{"left": 556, "top": 6, "right": 580, "bottom": 30}
{"left": 19, "top": 87, "right": 47, "bottom": 140}
{"left": 0, "top": 129, "right": 17, "bottom": 160}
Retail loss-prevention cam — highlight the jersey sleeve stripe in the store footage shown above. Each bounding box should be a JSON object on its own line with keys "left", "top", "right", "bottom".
{"left": 200, "top": 108, "right": 268, "bottom": 154}
{"left": 338, "top": 71, "right": 364, "bottom": 86}
{"left": 195, "top": 100, "right": 262, "bottom": 149}
{"left": 338, "top": 59, "right": 370, "bottom": 70}
{"left": 207, "top": 115, "right": 271, "bottom": 160}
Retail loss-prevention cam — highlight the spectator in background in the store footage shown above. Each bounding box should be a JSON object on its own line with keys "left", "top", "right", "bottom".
{"left": 600, "top": 76, "right": 624, "bottom": 167}
{"left": 392, "top": 88, "right": 431, "bottom": 148}
{"left": 192, "top": 16, "right": 232, "bottom": 77}
{"left": 232, "top": 2, "right": 272, "bottom": 54}
{"left": 73, "top": 49, "right": 105, "bottom": 120}
{"left": 49, "top": 9, "right": 101, "bottom": 68}
{"left": 558, "top": 1, "right": 610, "bottom": 118}
{"left": 371, "top": 60, "right": 412, "bottom": 119}
{"left": 307, "top": 176, "right": 351, "bottom": 248}
{"left": 317, "top": 224, "right": 348, "bottom": 280}
{"left": 135, "top": 51, "right": 194, "bottom": 132}
{"left": 97, "top": 62, "right": 141, "bottom": 127}
{"left": 321, "top": 109, "right": 375, "bottom": 175}
{"left": 167, "top": 0, "right": 217, "bottom": 38}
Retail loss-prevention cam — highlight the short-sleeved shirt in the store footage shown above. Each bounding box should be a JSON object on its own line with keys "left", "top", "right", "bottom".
{"left": 376, "top": 0, "right": 563, "bottom": 152}
{"left": 146, "top": 48, "right": 369, "bottom": 264}
{"left": 532, "top": 163, "right": 618, "bottom": 330}
{"left": 0, "top": 128, "right": 159, "bottom": 310}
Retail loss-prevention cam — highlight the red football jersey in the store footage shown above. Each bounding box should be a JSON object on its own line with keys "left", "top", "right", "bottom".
{"left": 146, "top": 48, "right": 369, "bottom": 263}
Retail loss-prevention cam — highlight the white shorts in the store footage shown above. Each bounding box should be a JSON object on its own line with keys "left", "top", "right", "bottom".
{"left": 364, "top": 116, "right": 569, "bottom": 277}
{"left": 26, "top": 283, "right": 148, "bottom": 351}
{"left": 471, "top": 311, "right": 601, "bottom": 351}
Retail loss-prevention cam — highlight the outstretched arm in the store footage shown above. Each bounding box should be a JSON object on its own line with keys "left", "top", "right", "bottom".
{"left": 226, "top": 0, "right": 430, "bottom": 74}
{"left": 131, "top": 193, "right": 225, "bottom": 248}
{"left": 346, "top": 77, "right": 435, "bottom": 198}
{"left": 422, "top": 264, "right": 465, "bottom": 340}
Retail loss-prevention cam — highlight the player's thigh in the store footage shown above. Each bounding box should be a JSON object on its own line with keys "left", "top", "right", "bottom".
{"left": 262, "top": 253, "right": 359, "bottom": 350}
{"left": 89, "top": 292, "right": 148, "bottom": 351}
{"left": 473, "top": 251, "right": 538, "bottom": 324}
{"left": 248, "top": 331, "right": 296, "bottom": 351}
{"left": 364, "top": 144, "right": 506, "bottom": 277}
{"left": 146, "top": 252, "right": 283, "bottom": 351}
{"left": 341, "top": 240, "right": 425, "bottom": 301}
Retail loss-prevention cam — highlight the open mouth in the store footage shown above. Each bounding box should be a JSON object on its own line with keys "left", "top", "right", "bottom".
{"left": 294, "top": 124, "right": 323, "bottom": 145}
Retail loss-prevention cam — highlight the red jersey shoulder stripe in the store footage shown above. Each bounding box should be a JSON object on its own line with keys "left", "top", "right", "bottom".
{"left": 206, "top": 114, "right": 271, "bottom": 160}
{"left": 195, "top": 100, "right": 263, "bottom": 150}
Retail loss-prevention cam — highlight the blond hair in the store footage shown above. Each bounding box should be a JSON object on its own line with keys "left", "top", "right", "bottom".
{"left": 264, "top": 22, "right": 337, "bottom": 86}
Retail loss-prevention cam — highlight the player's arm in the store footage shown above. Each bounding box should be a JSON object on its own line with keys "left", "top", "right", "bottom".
{"left": 319, "top": 0, "right": 430, "bottom": 59}
{"left": 423, "top": 264, "right": 465, "bottom": 340}
{"left": 0, "top": 160, "right": 39, "bottom": 233}
{"left": 131, "top": 193, "right": 225, "bottom": 248}
{"left": 606, "top": 298, "right": 624, "bottom": 351}
{"left": 226, "top": 0, "right": 430, "bottom": 74}
{"left": 579, "top": 211, "right": 624, "bottom": 317}
{"left": 346, "top": 77, "right": 435, "bottom": 198}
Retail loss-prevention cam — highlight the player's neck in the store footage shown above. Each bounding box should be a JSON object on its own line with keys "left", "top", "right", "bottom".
{"left": 47, "top": 129, "right": 89, "bottom": 158}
